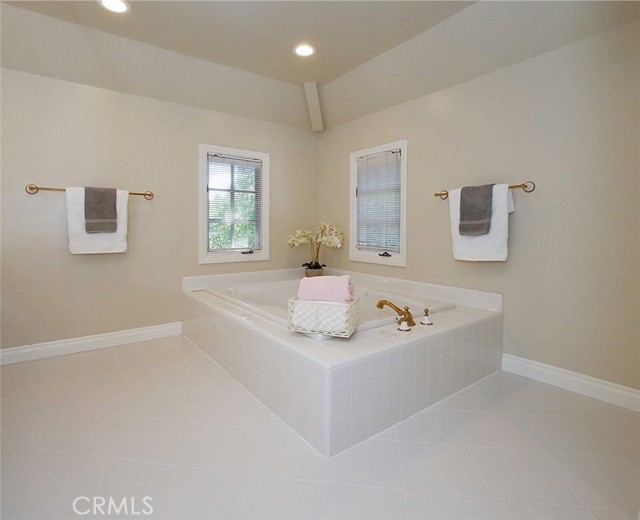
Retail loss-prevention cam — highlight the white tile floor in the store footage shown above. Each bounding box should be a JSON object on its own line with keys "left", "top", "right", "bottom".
{"left": 1, "top": 336, "right": 638, "bottom": 519}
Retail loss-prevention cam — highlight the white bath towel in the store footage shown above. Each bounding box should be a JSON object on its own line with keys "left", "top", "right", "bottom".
{"left": 66, "top": 187, "right": 129, "bottom": 254}
{"left": 448, "top": 183, "right": 514, "bottom": 261}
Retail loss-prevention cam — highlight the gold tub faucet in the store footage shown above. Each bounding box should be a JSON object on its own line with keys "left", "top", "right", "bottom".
{"left": 376, "top": 300, "right": 416, "bottom": 327}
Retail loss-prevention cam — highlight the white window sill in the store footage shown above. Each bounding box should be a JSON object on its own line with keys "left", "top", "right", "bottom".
{"left": 199, "top": 249, "right": 269, "bottom": 264}
{"left": 349, "top": 249, "right": 406, "bottom": 267}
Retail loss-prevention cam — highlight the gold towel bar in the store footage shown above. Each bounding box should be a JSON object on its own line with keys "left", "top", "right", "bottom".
{"left": 25, "top": 184, "right": 154, "bottom": 200}
{"left": 434, "top": 181, "right": 535, "bottom": 200}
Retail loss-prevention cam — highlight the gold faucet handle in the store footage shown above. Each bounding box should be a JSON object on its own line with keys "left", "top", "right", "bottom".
{"left": 402, "top": 306, "right": 416, "bottom": 327}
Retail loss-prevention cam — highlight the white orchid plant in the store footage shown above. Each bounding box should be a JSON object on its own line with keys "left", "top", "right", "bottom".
{"left": 287, "top": 222, "right": 344, "bottom": 269}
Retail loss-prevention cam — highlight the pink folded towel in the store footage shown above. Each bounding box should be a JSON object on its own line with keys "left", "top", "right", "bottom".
{"left": 298, "top": 275, "right": 355, "bottom": 303}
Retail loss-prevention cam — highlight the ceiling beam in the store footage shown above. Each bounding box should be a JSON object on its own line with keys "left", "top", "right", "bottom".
{"left": 304, "top": 82, "right": 324, "bottom": 132}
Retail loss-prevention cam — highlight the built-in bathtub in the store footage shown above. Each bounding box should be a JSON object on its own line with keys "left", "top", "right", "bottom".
{"left": 183, "top": 269, "right": 503, "bottom": 456}
{"left": 207, "top": 279, "right": 456, "bottom": 337}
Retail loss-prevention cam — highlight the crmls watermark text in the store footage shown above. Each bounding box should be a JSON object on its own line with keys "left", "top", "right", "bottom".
{"left": 72, "top": 496, "right": 153, "bottom": 516}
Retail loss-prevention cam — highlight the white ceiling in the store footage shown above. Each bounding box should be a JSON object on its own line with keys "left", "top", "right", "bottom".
{"left": 7, "top": 1, "right": 473, "bottom": 85}
{"left": 2, "top": 1, "right": 639, "bottom": 130}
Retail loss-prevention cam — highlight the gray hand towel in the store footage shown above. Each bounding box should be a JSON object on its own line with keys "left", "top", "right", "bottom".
{"left": 84, "top": 187, "right": 117, "bottom": 233}
{"left": 459, "top": 184, "right": 495, "bottom": 235}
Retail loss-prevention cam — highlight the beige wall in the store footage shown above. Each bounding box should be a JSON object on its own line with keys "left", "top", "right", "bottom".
{"left": 1, "top": 69, "right": 318, "bottom": 348}
{"left": 318, "top": 22, "right": 640, "bottom": 389}
{"left": 2, "top": 21, "right": 638, "bottom": 390}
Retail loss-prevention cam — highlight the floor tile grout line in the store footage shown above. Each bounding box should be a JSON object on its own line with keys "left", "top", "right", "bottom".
{"left": 456, "top": 404, "right": 503, "bottom": 520}
{"left": 3, "top": 407, "right": 94, "bottom": 452}
{"left": 34, "top": 445, "right": 333, "bottom": 483}
{"left": 390, "top": 428, "right": 409, "bottom": 520}
{"left": 541, "top": 451, "right": 600, "bottom": 520}
{"left": 524, "top": 419, "right": 594, "bottom": 513}
{"left": 239, "top": 427, "right": 270, "bottom": 474}
{"left": 15, "top": 446, "right": 629, "bottom": 513}
{"left": 31, "top": 449, "right": 106, "bottom": 518}
{"left": 510, "top": 411, "right": 633, "bottom": 459}
{"left": 502, "top": 409, "right": 547, "bottom": 450}
{"left": 573, "top": 413, "right": 640, "bottom": 473}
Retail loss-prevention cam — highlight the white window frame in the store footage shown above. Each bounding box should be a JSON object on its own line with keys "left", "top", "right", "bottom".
{"left": 349, "top": 140, "right": 407, "bottom": 267}
{"left": 199, "top": 144, "right": 270, "bottom": 264}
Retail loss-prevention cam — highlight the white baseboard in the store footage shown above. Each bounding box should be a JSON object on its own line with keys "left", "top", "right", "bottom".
{"left": 0, "top": 322, "right": 183, "bottom": 366}
{"left": 502, "top": 353, "right": 640, "bottom": 413}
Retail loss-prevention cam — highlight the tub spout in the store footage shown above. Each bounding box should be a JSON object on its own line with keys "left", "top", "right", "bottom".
{"left": 376, "top": 300, "right": 416, "bottom": 328}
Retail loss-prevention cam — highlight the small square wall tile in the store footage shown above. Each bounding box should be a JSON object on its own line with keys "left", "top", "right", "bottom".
{"left": 402, "top": 345, "right": 416, "bottom": 367}
{"left": 472, "top": 323, "right": 482, "bottom": 345}
{"left": 294, "top": 402, "right": 312, "bottom": 433}
{"left": 351, "top": 359, "right": 370, "bottom": 387}
{"left": 452, "top": 328, "right": 463, "bottom": 348}
{"left": 416, "top": 340, "right": 430, "bottom": 362}
{"left": 331, "top": 414, "right": 351, "bottom": 444}
{"left": 386, "top": 408, "right": 402, "bottom": 429}
{"left": 440, "top": 369, "right": 454, "bottom": 396}
{"left": 370, "top": 399, "right": 385, "bottom": 427}
{"left": 332, "top": 390, "right": 351, "bottom": 419}
{"left": 440, "top": 350, "right": 452, "bottom": 373}
{"left": 416, "top": 360, "right": 429, "bottom": 383}
{"left": 428, "top": 356, "right": 440, "bottom": 378}
{"left": 386, "top": 391, "right": 403, "bottom": 423}
{"left": 415, "top": 379, "right": 430, "bottom": 411}
{"left": 370, "top": 354, "right": 386, "bottom": 379}
{"left": 351, "top": 407, "right": 369, "bottom": 436}
{"left": 451, "top": 365, "right": 463, "bottom": 392}
{"left": 402, "top": 365, "right": 416, "bottom": 389}
{"left": 429, "top": 373, "right": 442, "bottom": 402}
{"left": 402, "top": 387, "right": 415, "bottom": 413}
{"left": 452, "top": 345, "right": 463, "bottom": 368}
{"left": 352, "top": 383, "right": 370, "bottom": 411}
{"left": 370, "top": 376, "right": 386, "bottom": 403}
{"left": 386, "top": 349, "right": 402, "bottom": 373}
{"left": 387, "top": 370, "right": 402, "bottom": 395}
{"left": 332, "top": 365, "right": 351, "bottom": 394}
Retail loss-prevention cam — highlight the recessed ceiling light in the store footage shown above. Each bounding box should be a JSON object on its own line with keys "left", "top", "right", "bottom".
{"left": 98, "top": 0, "right": 131, "bottom": 14}
{"left": 294, "top": 44, "right": 315, "bottom": 57}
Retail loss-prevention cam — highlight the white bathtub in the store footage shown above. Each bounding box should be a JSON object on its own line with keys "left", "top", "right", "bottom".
{"left": 206, "top": 278, "right": 456, "bottom": 335}
{"left": 184, "top": 269, "right": 503, "bottom": 456}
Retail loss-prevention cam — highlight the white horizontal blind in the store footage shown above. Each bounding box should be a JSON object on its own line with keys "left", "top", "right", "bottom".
{"left": 207, "top": 153, "right": 262, "bottom": 251}
{"left": 356, "top": 148, "right": 401, "bottom": 252}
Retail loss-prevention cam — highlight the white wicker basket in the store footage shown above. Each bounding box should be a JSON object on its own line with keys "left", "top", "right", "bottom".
{"left": 288, "top": 297, "right": 360, "bottom": 338}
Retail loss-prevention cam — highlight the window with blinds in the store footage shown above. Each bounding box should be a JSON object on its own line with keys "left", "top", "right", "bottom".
{"left": 349, "top": 140, "right": 407, "bottom": 267}
{"left": 207, "top": 153, "right": 262, "bottom": 251}
{"left": 356, "top": 149, "right": 401, "bottom": 252}
{"left": 199, "top": 144, "right": 270, "bottom": 264}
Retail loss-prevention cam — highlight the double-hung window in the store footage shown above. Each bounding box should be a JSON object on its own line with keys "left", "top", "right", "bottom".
{"left": 349, "top": 140, "right": 407, "bottom": 267}
{"left": 199, "top": 144, "right": 269, "bottom": 263}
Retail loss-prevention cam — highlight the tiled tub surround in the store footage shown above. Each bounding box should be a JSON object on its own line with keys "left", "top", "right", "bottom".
{"left": 183, "top": 270, "right": 503, "bottom": 456}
